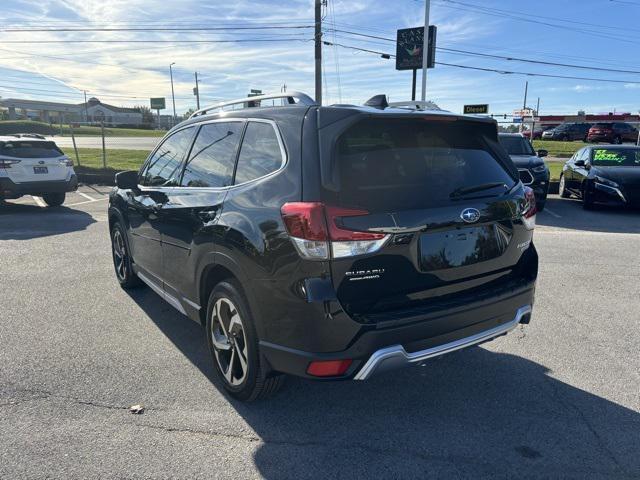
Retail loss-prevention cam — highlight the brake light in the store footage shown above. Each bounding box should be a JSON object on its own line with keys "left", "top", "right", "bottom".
{"left": 522, "top": 186, "right": 537, "bottom": 230}
{"left": 60, "top": 157, "right": 73, "bottom": 167}
{"left": 307, "top": 359, "right": 353, "bottom": 377}
{"left": 0, "top": 159, "right": 21, "bottom": 169}
{"left": 280, "top": 202, "right": 389, "bottom": 260}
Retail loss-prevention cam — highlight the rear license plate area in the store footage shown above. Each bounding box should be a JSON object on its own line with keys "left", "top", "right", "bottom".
{"left": 419, "top": 225, "right": 508, "bottom": 271}
{"left": 33, "top": 166, "right": 48, "bottom": 174}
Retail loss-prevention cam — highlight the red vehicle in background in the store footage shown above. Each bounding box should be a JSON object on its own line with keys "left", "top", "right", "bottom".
{"left": 587, "top": 123, "right": 638, "bottom": 144}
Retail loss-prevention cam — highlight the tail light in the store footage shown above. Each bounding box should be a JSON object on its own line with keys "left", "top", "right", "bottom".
{"left": 281, "top": 202, "right": 389, "bottom": 260}
{"left": 60, "top": 156, "right": 73, "bottom": 167}
{"left": 0, "top": 159, "right": 21, "bottom": 169}
{"left": 522, "top": 186, "right": 537, "bottom": 230}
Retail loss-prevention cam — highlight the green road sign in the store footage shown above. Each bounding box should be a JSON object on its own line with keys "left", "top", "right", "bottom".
{"left": 464, "top": 104, "right": 489, "bottom": 114}
{"left": 150, "top": 97, "right": 166, "bottom": 110}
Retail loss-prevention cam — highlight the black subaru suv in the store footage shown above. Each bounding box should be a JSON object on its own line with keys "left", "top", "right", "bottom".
{"left": 108, "top": 93, "right": 538, "bottom": 401}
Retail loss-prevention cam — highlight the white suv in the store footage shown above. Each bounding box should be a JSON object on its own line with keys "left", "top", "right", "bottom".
{"left": 0, "top": 134, "right": 78, "bottom": 206}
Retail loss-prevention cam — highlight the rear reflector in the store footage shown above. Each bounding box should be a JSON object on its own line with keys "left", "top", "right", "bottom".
{"left": 281, "top": 202, "right": 389, "bottom": 260}
{"left": 307, "top": 359, "right": 353, "bottom": 377}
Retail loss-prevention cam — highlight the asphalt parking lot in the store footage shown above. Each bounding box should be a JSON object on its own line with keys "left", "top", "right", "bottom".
{"left": 1, "top": 189, "right": 638, "bottom": 479}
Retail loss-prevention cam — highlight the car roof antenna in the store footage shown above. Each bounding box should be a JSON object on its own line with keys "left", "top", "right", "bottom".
{"left": 364, "top": 94, "right": 389, "bottom": 110}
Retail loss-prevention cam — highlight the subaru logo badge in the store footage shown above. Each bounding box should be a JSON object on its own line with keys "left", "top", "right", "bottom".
{"left": 38, "top": 160, "right": 45, "bottom": 165}
{"left": 460, "top": 208, "right": 480, "bottom": 223}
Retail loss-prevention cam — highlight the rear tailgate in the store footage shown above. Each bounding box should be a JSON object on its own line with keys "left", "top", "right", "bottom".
{"left": 0, "top": 140, "right": 69, "bottom": 182}
{"left": 319, "top": 114, "right": 533, "bottom": 324}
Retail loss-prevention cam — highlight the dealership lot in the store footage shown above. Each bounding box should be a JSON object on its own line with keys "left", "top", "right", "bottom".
{"left": 0, "top": 190, "right": 638, "bottom": 479}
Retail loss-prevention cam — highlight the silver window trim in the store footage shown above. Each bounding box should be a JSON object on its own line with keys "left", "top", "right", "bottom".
{"left": 518, "top": 168, "right": 534, "bottom": 185}
{"left": 137, "top": 117, "right": 287, "bottom": 193}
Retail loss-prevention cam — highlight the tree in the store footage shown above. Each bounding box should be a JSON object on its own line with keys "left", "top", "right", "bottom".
{"left": 183, "top": 108, "right": 195, "bottom": 119}
{"left": 133, "top": 105, "right": 155, "bottom": 126}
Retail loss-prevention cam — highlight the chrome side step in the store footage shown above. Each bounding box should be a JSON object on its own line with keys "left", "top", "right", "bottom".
{"left": 354, "top": 305, "right": 532, "bottom": 381}
{"left": 137, "top": 271, "right": 187, "bottom": 316}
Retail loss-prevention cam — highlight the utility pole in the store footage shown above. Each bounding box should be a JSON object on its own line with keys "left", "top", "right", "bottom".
{"left": 530, "top": 96, "right": 540, "bottom": 143}
{"left": 194, "top": 72, "right": 200, "bottom": 110}
{"left": 420, "top": 0, "right": 431, "bottom": 102}
{"left": 314, "top": 0, "right": 323, "bottom": 105}
{"left": 520, "top": 81, "right": 528, "bottom": 133}
{"left": 83, "top": 90, "right": 89, "bottom": 123}
{"left": 169, "top": 63, "right": 177, "bottom": 126}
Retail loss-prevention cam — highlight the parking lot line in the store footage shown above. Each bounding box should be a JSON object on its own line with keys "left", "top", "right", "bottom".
{"left": 31, "top": 196, "right": 46, "bottom": 207}
{"left": 77, "top": 191, "right": 96, "bottom": 201}
{"left": 66, "top": 197, "right": 108, "bottom": 207}
{"left": 543, "top": 207, "right": 561, "bottom": 218}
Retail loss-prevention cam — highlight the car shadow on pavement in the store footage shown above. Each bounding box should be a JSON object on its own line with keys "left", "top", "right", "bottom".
{"left": 0, "top": 203, "right": 96, "bottom": 240}
{"left": 538, "top": 196, "right": 640, "bottom": 234}
{"left": 126, "top": 288, "right": 639, "bottom": 479}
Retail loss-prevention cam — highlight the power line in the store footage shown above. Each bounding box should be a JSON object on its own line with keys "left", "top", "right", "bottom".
{"left": 321, "top": 40, "right": 640, "bottom": 84}
{"left": 1, "top": 38, "right": 312, "bottom": 44}
{"left": 325, "top": 28, "right": 640, "bottom": 75}
{"left": 0, "top": 25, "right": 313, "bottom": 32}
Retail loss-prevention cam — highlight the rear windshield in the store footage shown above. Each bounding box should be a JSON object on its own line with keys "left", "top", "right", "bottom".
{"left": 0, "top": 141, "right": 63, "bottom": 158}
{"left": 326, "top": 118, "right": 516, "bottom": 212}
{"left": 593, "top": 123, "right": 612, "bottom": 128}
{"left": 499, "top": 135, "right": 535, "bottom": 156}
{"left": 592, "top": 148, "right": 640, "bottom": 166}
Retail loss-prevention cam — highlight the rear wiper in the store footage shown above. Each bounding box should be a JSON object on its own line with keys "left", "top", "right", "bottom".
{"left": 450, "top": 182, "right": 508, "bottom": 199}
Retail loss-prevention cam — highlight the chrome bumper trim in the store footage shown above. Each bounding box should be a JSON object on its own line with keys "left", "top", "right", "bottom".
{"left": 353, "top": 305, "right": 532, "bottom": 381}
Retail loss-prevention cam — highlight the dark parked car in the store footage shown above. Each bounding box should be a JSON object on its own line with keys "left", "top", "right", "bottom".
{"left": 542, "top": 122, "right": 592, "bottom": 141}
{"left": 108, "top": 92, "right": 538, "bottom": 401}
{"left": 499, "top": 133, "right": 550, "bottom": 211}
{"left": 559, "top": 145, "right": 640, "bottom": 209}
{"left": 587, "top": 122, "right": 638, "bottom": 144}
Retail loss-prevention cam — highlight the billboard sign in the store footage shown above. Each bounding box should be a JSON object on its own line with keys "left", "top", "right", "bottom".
{"left": 150, "top": 97, "right": 166, "bottom": 110}
{"left": 395, "top": 26, "right": 437, "bottom": 71}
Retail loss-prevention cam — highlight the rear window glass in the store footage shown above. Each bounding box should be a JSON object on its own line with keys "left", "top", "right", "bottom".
{"left": 0, "top": 141, "right": 63, "bottom": 158}
{"left": 234, "top": 122, "right": 283, "bottom": 184}
{"left": 593, "top": 123, "right": 612, "bottom": 128}
{"left": 499, "top": 136, "right": 535, "bottom": 156}
{"left": 327, "top": 119, "right": 515, "bottom": 212}
{"left": 592, "top": 149, "right": 640, "bottom": 166}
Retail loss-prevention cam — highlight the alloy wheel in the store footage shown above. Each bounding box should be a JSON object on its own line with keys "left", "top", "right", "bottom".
{"left": 112, "top": 229, "right": 127, "bottom": 280}
{"left": 210, "top": 298, "right": 249, "bottom": 386}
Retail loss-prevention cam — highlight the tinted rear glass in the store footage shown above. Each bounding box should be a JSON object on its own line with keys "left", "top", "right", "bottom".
{"left": 326, "top": 118, "right": 516, "bottom": 212}
{"left": 499, "top": 136, "right": 535, "bottom": 156}
{"left": 0, "top": 141, "right": 63, "bottom": 158}
{"left": 592, "top": 148, "right": 640, "bottom": 166}
{"left": 593, "top": 123, "right": 612, "bottom": 128}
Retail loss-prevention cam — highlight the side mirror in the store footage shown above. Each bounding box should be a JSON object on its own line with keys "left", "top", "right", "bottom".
{"left": 574, "top": 159, "right": 585, "bottom": 167}
{"left": 115, "top": 170, "right": 139, "bottom": 190}
{"left": 537, "top": 149, "right": 548, "bottom": 158}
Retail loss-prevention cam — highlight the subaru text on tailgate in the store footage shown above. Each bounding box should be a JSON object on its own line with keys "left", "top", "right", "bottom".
{"left": 108, "top": 92, "right": 538, "bottom": 401}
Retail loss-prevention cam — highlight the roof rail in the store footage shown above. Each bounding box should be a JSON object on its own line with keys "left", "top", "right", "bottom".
{"left": 190, "top": 91, "right": 316, "bottom": 118}
{"left": 11, "top": 133, "right": 47, "bottom": 139}
{"left": 387, "top": 101, "right": 439, "bottom": 111}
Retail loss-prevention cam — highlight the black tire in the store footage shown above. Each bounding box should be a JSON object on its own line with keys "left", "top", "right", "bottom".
{"left": 614, "top": 136, "right": 622, "bottom": 145}
{"left": 206, "top": 280, "right": 284, "bottom": 401}
{"left": 559, "top": 175, "right": 571, "bottom": 198}
{"left": 562, "top": 135, "right": 569, "bottom": 142}
{"left": 110, "top": 222, "right": 142, "bottom": 289}
{"left": 42, "top": 192, "right": 65, "bottom": 207}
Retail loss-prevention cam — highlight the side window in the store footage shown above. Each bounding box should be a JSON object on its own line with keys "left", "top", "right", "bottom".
{"left": 234, "top": 122, "right": 284, "bottom": 185}
{"left": 141, "top": 127, "right": 195, "bottom": 186}
{"left": 580, "top": 149, "right": 590, "bottom": 162}
{"left": 181, "top": 122, "right": 243, "bottom": 188}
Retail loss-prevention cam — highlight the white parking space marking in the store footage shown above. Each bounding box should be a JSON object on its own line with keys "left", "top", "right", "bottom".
{"left": 31, "top": 196, "right": 46, "bottom": 207}
{"left": 77, "top": 191, "right": 96, "bottom": 201}
{"left": 543, "top": 207, "right": 561, "bottom": 218}
{"left": 65, "top": 197, "right": 108, "bottom": 207}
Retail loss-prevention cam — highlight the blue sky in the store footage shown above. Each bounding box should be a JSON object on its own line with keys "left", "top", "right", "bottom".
{"left": 1, "top": 0, "right": 639, "bottom": 117}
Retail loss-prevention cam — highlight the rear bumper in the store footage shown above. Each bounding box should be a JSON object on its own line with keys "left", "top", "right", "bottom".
{"left": 354, "top": 305, "right": 531, "bottom": 380}
{"left": 0, "top": 175, "right": 78, "bottom": 197}
{"left": 260, "top": 284, "right": 536, "bottom": 380}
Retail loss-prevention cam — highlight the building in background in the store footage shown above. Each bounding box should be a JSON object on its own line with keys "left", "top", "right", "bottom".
{"left": 0, "top": 97, "right": 143, "bottom": 127}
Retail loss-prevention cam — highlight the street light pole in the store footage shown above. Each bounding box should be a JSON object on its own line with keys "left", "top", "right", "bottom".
{"left": 314, "top": 0, "right": 323, "bottom": 105}
{"left": 169, "top": 62, "right": 177, "bottom": 126}
{"left": 420, "top": 0, "right": 431, "bottom": 103}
